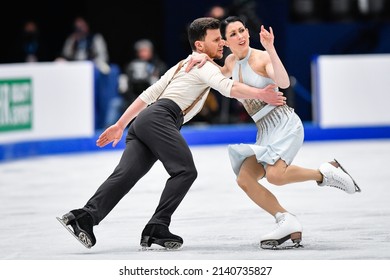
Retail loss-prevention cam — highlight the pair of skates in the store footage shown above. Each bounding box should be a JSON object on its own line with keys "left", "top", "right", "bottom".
{"left": 260, "top": 159, "right": 361, "bottom": 250}
{"left": 56, "top": 210, "right": 183, "bottom": 250}
{"left": 57, "top": 159, "right": 360, "bottom": 250}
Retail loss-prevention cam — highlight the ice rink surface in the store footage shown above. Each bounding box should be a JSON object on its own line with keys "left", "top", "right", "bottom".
{"left": 1, "top": 139, "right": 389, "bottom": 279}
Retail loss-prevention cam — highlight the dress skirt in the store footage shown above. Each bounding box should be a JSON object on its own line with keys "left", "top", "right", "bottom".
{"left": 228, "top": 108, "right": 304, "bottom": 176}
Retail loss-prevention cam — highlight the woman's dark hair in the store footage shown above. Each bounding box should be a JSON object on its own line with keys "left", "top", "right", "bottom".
{"left": 220, "top": 16, "right": 246, "bottom": 40}
{"left": 187, "top": 17, "right": 220, "bottom": 51}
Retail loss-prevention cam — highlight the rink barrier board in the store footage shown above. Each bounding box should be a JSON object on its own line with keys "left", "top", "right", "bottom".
{"left": 1, "top": 123, "right": 390, "bottom": 162}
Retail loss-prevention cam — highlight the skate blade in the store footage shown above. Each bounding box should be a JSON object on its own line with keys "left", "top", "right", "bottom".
{"left": 140, "top": 242, "right": 182, "bottom": 251}
{"left": 56, "top": 217, "right": 92, "bottom": 249}
{"left": 139, "top": 243, "right": 182, "bottom": 251}
{"left": 334, "top": 159, "right": 361, "bottom": 193}
{"left": 164, "top": 241, "right": 182, "bottom": 250}
{"left": 260, "top": 232, "right": 302, "bottom": 250}
{"left": 139, "top": 247, "right": 182, "bottom": 252}
{"left": 261, "top": 242, "right": 304, "bottom": 250}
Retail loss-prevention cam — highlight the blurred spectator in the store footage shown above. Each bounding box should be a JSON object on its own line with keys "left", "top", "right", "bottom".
{"left": 56, "top": 16, "right": 120, "bottom": 130}
{"left": 123, "top": 39, "right": 167, "bottom": 104}
{"left": 105, "top": 39, "right": 167, "bottom": 126}
{"left": 16, "top": 20, "right": 49, "bottom": 63}
{"left": 205, "top": 5, "right": 228, "bottom": 20}
{"left": 57, "top": 16, "right": 110, "bottom": 74}
{"left": 229, "top": 0, "right": 263, "bottom": 48}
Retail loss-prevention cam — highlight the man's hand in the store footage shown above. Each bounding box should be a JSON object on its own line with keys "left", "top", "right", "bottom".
{"left": 185, "top": 53, "right": 209, "bottom": 72}
{"left": 96, "top": 123, "right": 124, "bottom": 148}
{"left": 260, "top": 84, "right": 287, "bottom": 106}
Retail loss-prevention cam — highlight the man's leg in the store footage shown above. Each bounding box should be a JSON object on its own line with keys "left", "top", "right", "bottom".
{"left": 131, "top": 101, "right": 197, "bottom": 248}
{"left": 138, "top": 127, "right": 197, "bottom": 249}
{"left": 134, "top": 121, "right": 197, "bottom": 226}
{"left": 58, "top": 128, "right": 157, "bottom": 248}
{"left": 83, "top": 132, "right": 157, "bottom": 225}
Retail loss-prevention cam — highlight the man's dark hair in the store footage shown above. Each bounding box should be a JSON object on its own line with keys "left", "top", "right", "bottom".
{"left": 219, "top": 16, "right": 246, "bottom": 40}
{"left": 187, "top": 17, "right": 220, "bottom": 51}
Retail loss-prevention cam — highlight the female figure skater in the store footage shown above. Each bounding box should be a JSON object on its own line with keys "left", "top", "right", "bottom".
{"left": 188, "top": 16, "right": 360, "bottom": 249}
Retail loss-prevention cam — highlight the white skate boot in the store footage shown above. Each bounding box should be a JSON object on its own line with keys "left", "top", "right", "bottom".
{"left": 260, "top": 212, "right": 303, "bottom": 250}
{"left": 318, "top": 159, "right": 361, "bottom": 194}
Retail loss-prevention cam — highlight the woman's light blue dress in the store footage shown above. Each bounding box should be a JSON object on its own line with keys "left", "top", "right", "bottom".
{"left": 228, "top": 48, "right": 304, "bottom": 176}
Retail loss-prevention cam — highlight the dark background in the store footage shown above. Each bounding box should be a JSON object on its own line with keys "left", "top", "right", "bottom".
{"left": 1, "top": 0, "right": 390, "bottom": 121}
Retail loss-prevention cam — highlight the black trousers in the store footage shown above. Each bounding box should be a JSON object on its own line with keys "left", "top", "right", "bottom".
{"left": 83, "top": 98, "right": 198, "bottom": 227}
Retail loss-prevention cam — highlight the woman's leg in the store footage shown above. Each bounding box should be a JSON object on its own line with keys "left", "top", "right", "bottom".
{"left": 236, "top": 156, "right": 303, "bottom": 247}
{"left": 236, "top": 156, "right": 286, "bottom": 216}
{"left": 266, "top": 159, "right": 323, "bottom": 186}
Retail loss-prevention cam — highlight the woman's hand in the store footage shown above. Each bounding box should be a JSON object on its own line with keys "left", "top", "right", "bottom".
{"left": 259, "top": 25, "right": 275, "bottom": 51}
{"left": 185, "top": 53, "right": 210, "bottom": 72}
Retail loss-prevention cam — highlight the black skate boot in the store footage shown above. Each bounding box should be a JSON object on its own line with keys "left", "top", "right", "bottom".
{"left": 56, "top": 209, "right": 96, "bottom": 249}
{"left": 140, "top": 224, "right": 183, "bottom": 250}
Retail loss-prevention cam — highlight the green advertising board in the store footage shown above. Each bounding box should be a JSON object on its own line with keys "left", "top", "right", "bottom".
{"left": 0, "top": 78, "right": 33, "bottom": 132}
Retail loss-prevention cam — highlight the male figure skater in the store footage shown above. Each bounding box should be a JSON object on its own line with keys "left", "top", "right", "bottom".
{"left": 57, "top": 17, "right": 286, "bottom": 250}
